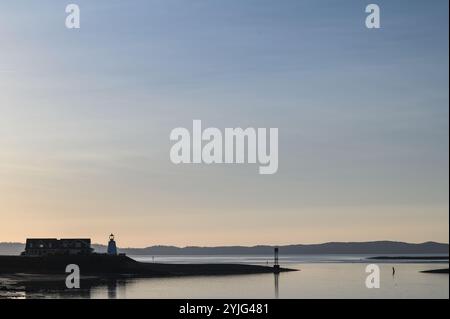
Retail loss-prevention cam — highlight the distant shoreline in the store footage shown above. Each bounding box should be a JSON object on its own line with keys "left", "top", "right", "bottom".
{"left": 369, "top": 256, "right": 449, "bottom": 260}
{"left": 1, "top": 241, "right": 448, "bottom": 256}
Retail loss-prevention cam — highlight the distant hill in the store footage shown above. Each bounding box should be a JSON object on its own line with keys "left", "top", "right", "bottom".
{"left": 0, "top": 242, "right": 25, "bottom": 255}
{"left": 1, "top": 241, "right": 448, "bottom": 256}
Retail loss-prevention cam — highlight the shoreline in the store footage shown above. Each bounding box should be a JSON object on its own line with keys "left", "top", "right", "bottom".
{"left": 421, "top": 268, "right": 449, "bottom": 274}
{"left": 0, "top": 254, "right": 295, "bottom": 277}
{"left": 368, "top": 256, "right": 449, "bottom": 260}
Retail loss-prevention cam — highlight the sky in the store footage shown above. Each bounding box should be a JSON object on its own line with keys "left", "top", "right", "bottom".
{"left": 0, "top": 0, "right": 448, "bottom": 247}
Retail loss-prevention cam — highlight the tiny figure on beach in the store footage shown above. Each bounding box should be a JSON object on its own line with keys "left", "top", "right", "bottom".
{"left": 392, "top": 267, "right": 396, "bottom": 276}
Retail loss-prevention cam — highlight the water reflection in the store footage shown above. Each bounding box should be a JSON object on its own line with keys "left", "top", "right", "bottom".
{"left": 1, "top": 263, "right": 447, "bottom": 299}
{"left": 274, "top": 273, "right": 279, "bottom": 299}
{"left": 0, "top": 276, "right": 126, "bottom": 299}
{"left": 107, "top": 280, "right": 117, "bottom": 299}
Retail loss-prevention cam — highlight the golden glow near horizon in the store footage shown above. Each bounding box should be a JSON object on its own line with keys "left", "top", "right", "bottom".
{"left": 0, "top": 1, "right": 448, "bottom": 247}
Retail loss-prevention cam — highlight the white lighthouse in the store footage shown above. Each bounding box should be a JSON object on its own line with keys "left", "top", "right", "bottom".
{"left": 107, "top": 234, "right": 117, "bottom": 255}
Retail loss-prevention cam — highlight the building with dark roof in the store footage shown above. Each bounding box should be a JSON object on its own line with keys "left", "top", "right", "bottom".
{"left": 22, "top": 238, "right": 92, "bottom": 256}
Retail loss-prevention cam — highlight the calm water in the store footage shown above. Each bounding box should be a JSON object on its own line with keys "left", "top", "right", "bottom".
{"left": 1, "top": 255, "right": 448, "bottom": 299}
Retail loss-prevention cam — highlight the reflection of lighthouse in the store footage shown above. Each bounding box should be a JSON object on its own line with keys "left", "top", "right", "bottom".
{"left": 107, "top": 234, "right": 117, "bottom": 255}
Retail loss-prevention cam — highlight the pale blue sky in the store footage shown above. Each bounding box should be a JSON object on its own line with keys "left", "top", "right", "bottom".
{"left": 0, "top": 0, "right": 448, "bottom": 246}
